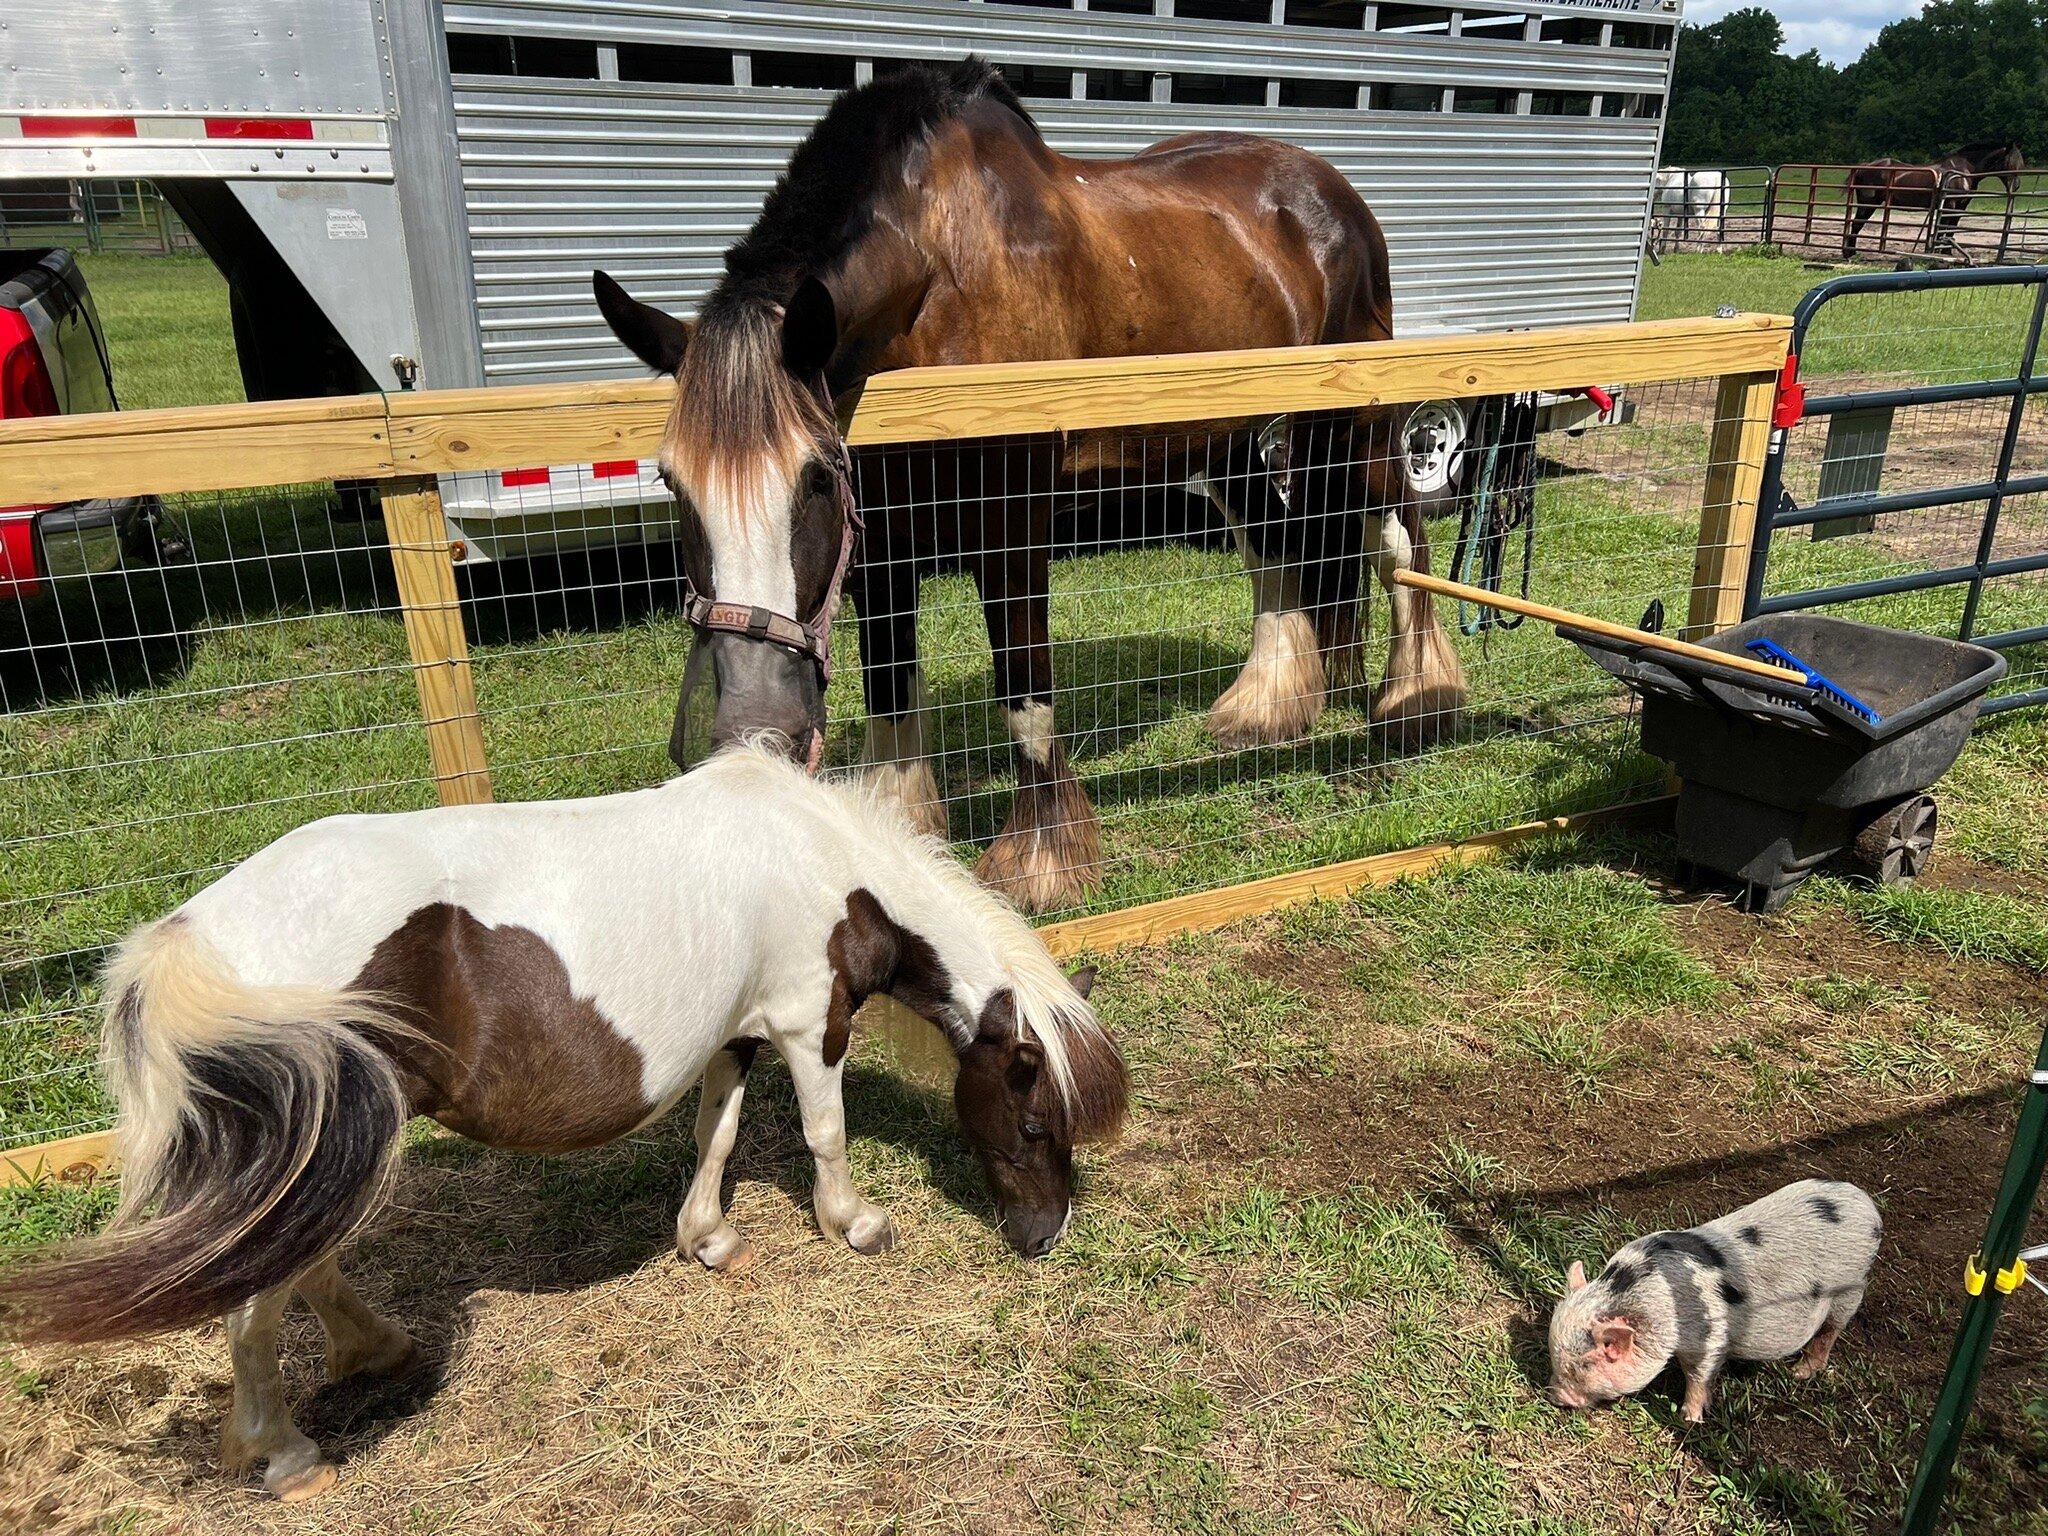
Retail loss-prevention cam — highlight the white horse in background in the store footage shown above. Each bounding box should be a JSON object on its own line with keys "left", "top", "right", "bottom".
{"left": 1653, "top": 168, "right": 1730, "bottom": 250}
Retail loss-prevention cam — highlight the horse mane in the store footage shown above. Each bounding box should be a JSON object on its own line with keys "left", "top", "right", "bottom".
{"left": 670, "top": 59, "right": 1034, "bottom": 515}
{"left": 698, "top": 741, "right": 1127, "bottom": 1142}
{"left": 712, "top": 57, "right": 1035, "bottom": 312}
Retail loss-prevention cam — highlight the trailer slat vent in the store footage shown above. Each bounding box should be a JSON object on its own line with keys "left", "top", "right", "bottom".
{"left": 446, "top": 33, "right": 599, "bottom": 80}
{"left": 1171, "top": 73, "right": 1269, "bottom": 107}
{"left": 753, "top": 52, "right": 857, "bottom": 91}
{"left": 616, "top": 44, "right": 731, "bottom": 87}
{"left": 1085, "top": 69, "right": 1154, "bottom": 102}
{"left": 995, "top": 61, "right": 1077, "bottom": 99}
{"left": 1278, "top": 78, "right": 1361, "bottom": 109}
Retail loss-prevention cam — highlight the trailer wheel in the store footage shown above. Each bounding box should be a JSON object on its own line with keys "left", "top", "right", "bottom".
{"left": 1401, "top": 398, "right": 1470, "bottom": 518}
{"left": 1845, "top": 794, "right": 1938, "bottom": 887}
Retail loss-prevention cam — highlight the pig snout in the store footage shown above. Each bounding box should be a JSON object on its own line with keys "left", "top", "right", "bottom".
{"left": 1548, "top": 1385, "right": 1590, "bottom": 1410}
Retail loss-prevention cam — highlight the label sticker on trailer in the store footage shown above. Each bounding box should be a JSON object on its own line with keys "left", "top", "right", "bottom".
{"left": 326, "top": 208, "right": 368, "bottom": 240}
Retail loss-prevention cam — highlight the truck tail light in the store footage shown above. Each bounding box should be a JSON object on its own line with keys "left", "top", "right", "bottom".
{"left": 0, "top": 307, "right": 59, "bottom": 421}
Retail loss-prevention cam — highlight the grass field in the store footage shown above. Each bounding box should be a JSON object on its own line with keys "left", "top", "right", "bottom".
{"left": 2, "top": 250, "right": 2046, "bottom": 1533}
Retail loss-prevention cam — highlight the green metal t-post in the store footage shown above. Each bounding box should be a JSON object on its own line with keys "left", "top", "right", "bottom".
{"left": 1898, "top": 1025, "right": 2048, "bottom": 1535}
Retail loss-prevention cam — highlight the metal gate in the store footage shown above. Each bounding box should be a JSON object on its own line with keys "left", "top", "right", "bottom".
{"left": 1745, "top": 265, "right": 2048, "bottom": 715}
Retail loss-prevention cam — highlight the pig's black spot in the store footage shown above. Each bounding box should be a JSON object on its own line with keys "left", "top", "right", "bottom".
{"left": 1810, "top": 1195, "right": 1842, "bottom": 1224}
{"left": 1603, "top": 1262, "right": 1640, "bottom": 1295}
{"left": 1646, "top": 1231, "right": 1726, "bottom": 1269}
{"left": 1720, "top": 1279, "right": 1748, "bottom": 1307}
{"left": 1810, "top": 1282, "right": 1824, "bottom": 1299}
{"left": 1739, "top": 1225, "right": 1764, "bottom": 1247}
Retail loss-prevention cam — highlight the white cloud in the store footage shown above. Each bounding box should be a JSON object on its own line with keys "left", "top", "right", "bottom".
{"left": 1682, "top": 0, "right": 1927, "bottom": 64}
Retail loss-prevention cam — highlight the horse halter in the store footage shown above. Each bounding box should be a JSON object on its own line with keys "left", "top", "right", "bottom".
{"left": 677, "top": 436, "right": 863, "bottom": 685}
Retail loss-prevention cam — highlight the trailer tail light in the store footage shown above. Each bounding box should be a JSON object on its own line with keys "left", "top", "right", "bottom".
{"left": 593, "top": 460, "right": 640, "bottom": 479}
{"left": 203, "top": 117, "right": 317, "bottom": 141}
{"left": 0, "top": 307, "right": 58, "bottom": 421}
{"left": 19, "top": 115, "right": 140, "bottom": 139}
{"left": 501, "top": 467, "right": 551, "bottom": 488}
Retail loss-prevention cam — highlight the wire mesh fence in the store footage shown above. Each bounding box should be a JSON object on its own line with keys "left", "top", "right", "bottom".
{"left": 1748, "top": 273, "right": 2048, "bottom": 708}
{"left": 0, "top": 324, "right": 1781, "bottom": 1156}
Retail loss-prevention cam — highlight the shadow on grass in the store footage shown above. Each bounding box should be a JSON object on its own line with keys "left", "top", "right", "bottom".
{"left": 222, "top": 1056, "right": 984, "bottom": 1483}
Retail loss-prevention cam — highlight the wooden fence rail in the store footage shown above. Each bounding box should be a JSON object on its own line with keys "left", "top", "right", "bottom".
{"left": 0, "top": 312, "right": 1791, "bottom": 1183}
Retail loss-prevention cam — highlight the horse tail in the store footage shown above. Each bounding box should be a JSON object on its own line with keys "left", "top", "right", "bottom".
{"left": 0, "top": 919, "right": 413, "bottom": 1346}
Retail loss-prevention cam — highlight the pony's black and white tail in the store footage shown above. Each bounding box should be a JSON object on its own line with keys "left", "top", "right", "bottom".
{"left": 0, "top": 919, "right": 413, "bottom": 1345}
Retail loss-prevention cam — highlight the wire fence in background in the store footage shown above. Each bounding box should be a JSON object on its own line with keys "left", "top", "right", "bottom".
{"left": 1653, "top": 165, "right": 2048, "bottom": 268}
{"left": 0, "top": 320, "right": 1788, "bottom": 1155}
{"left": 0, "top": 179, "right": 198, "bottom": 257}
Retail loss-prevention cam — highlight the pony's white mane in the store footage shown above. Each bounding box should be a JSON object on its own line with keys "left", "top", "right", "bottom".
{"left": 699, "top": 741, "right": 1107, "bottom": 1108}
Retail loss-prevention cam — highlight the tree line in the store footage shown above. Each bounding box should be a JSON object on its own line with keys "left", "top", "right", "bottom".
{"left": 1662, "top": 0, "right": 2048, "bottom": 167}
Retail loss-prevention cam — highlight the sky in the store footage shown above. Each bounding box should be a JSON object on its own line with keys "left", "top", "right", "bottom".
{"left": 1681, "top": 0, "right": 1927, "bottom": 63}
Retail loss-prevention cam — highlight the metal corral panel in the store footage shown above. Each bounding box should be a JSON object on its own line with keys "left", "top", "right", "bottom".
{"left": 446, "top": 0, "right": 1676, "bottom": 384}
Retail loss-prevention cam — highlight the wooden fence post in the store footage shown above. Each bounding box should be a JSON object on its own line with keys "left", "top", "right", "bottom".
{"left": 1684, "top": 367, "right": 1780, "bottom": 640}
{"left": 383, "top": 478, "right": 494, "bottom": 805}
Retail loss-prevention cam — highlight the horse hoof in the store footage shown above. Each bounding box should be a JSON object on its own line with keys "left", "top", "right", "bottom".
{"left": 269, "top": 1461, "right": 339, "bottom": 1503}
{"left": 687, "top": 1226, "right": 754, "bottom": 1275}
{"left": 847, "top": 1215, "right": 899, "bottom": 1256}
{"left": 975, "top": 837, "right": 1102, "bottom": 916}
{"left": 330, "top": 1328, "right": 417, "bottom": 1382}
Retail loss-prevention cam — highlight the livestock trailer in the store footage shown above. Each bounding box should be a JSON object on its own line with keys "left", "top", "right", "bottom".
{"left": 0, "top": 0, "right": 1681, "bottom": 557}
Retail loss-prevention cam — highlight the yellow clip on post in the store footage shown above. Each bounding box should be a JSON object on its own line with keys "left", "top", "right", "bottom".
{"left": 1965, "top": 1254, "right": 2030, "bottom": 1296}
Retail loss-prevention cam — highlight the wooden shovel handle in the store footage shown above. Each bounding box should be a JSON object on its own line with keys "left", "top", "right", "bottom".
{"left": 1393, "top": 569, "right": 1796, "bottom": 686}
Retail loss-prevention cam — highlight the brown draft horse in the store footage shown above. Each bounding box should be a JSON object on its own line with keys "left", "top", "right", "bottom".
{"left": 594, "top": 59, "right": 1466, "bottom": 913}
{"left": 1844, "top": 140, "right": 2027, "bottom": 257}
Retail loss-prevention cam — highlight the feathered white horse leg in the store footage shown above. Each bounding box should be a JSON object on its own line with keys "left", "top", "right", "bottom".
{"left": 861, "top": 671, "right": 946, "bottom": 839}
{"left": 220, "top": 1283, "right": 335, "bottom": 1501}
{"left": 775, "top": 1028, "right": 896, "bottom": 1256}
{"left": 1195, "top": 475, "right": 1327, "bottom": 748}
{"left": 675, "top": 1042, "right": 756, "bottom": 1273}
{"left": 298, "top": 1253, "right": 413, "bottom": 1381}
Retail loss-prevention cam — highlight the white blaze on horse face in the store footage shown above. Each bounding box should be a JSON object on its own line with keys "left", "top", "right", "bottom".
{"left": 660, "top": 427, "right": 813, "bottom": 616}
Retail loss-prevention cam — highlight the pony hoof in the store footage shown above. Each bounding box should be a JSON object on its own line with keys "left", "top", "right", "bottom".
{"left": 847, "top": 1214, "right": 899, "bottom": 1256}
{"left": 330, "top": 1329, "right": 416, "bottom": 1382}
{"left": 269, "top": 1461, "right": 339, "bottom": 1503}
{"left": 686, "top": 1226, "right": 754, "bottom": 1275}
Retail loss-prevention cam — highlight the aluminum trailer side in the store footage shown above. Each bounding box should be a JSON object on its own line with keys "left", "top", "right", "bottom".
{"left": 0, "top": 0, "right": 1681, "bottom": 554}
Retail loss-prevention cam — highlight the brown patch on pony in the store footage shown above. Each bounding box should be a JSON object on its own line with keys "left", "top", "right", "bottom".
{"left": 965, "top": 989, "right": 1128, "bottom": 1147}
{"left": 352, "top": 904, "right": 654, "bottom": 1154}
{"left": 974, "top": 743, "right": 1103, "bottom": 916}
{"left": 824, "top": 889, "right": 962, "bottom": 1066}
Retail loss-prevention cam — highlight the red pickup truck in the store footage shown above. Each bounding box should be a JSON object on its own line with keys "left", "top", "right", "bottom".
{"left": 1, "top": 247, "right": 170, "bottom": 599}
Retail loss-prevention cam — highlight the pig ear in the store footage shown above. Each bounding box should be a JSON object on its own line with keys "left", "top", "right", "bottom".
{"left": 1566, "top": 1261, "right": 1589, "bottom": 1293}
{"left": 1595, "top": 1318, "right": 1636, "bottom": 1362}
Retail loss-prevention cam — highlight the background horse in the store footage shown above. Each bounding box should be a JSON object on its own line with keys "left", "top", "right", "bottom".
{"left": 594, "top": 58, "right": 1466, "bottom": 915}
{"left": 1653, "top": 167, "right": 1729, "bottom": 251}
{"left": 0, "top": 744, "right": 1126, "bottom": 1500}
{"left": 1844, "top": 141, "right": 2026, "bottom": 256}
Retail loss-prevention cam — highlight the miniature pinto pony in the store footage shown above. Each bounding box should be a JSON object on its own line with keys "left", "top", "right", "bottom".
{"left": 0, "top": 744, "right": 1127, "bottom": 1500}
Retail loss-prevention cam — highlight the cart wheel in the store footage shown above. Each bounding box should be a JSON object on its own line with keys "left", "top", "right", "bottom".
{"left": 1848, "top": 794, "right": 1938, "bottom": 886}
